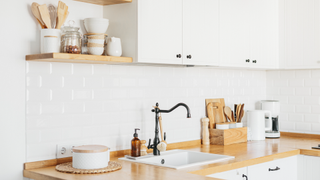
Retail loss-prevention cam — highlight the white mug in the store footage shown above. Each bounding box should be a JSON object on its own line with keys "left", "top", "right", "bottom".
{"left": 247, "top": 110, "right": 272, "bottom": 141}
{"left": 106, "top": 37, "right": 122, "bottom": 56}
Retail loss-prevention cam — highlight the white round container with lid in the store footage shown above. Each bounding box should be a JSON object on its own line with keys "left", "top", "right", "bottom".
{"left": 72, "top": 145, "right": 110, "bottom": 169}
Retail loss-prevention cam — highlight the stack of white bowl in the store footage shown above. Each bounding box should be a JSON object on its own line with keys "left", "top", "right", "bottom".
{"left": 84, "top": 18, "right": 109, "bottom": 34}
{"left": 84, "top": 18, "right": 109, "bottom": 55}
{"left": 87, "top": 34, "right": 105, "bottom": 55}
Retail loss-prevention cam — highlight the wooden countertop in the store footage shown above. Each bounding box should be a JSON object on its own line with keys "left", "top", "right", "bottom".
{"left": 24, "top": 135, "right": 320, "bottom": 180}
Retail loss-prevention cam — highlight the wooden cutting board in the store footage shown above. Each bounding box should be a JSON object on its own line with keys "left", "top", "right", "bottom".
{"left": 205, "top": 98, "right": 227, "bottom": 128}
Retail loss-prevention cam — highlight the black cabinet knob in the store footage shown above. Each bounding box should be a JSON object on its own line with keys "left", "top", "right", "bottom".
{"left": 187, "top": 55, "right": 192, "bottom": 59}
{"left": 252, "top": 60, "right": 257, "bottom": 63}
{"left": 246, "top": 59, "right": 250, "bottom": 63}
{"left": 176, "top": 54, "right": 182, "bottom": 58}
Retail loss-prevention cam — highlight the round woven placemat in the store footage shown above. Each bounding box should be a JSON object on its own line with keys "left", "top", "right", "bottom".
{"left": 56, "top": 161, "right": 122, "bottom": 174}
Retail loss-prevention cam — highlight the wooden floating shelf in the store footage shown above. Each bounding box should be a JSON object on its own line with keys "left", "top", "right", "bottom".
{"left": 26, "top": 53, "right": 132, "bottom": 64}
{"left": 74, "top": 0, "right": 132, "bottom": 6}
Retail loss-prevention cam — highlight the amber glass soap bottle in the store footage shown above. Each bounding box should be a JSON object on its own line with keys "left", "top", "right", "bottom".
{"left": 131, "top": 128, "right": 141, "bottom": 157}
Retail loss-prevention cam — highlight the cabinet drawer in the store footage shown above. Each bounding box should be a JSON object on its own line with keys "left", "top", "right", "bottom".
{"left": 248, "top": 156, "right": 297, "bottom": 180}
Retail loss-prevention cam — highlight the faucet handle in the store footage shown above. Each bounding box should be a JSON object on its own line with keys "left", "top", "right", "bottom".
{"left": 164, "top": 132, "right": 166, "bottom": 141}
{"left": 147, "top": 138, "right": 152, "bottom": 149}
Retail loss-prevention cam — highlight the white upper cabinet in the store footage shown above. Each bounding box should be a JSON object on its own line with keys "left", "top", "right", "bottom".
{"left": 182, "top": 0, "right": 219, "bottom": 66}
{"left": 104, "top": 0, "right": 219, "bottom": 66}
{"left": 138, "top": 0, "right": 183, "bottom": 64}
{"left": 283, "top": 0, "right": 320, "bottom": 69}
{"left": 219, "top": 0, "right": 279, "bottom": 69}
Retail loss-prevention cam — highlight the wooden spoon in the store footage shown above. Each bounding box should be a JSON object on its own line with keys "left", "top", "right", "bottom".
{"left": 239, "top": 104, "right": 245, "bottom": 122}
{"left": 38, "top": 4, "right": 52, "bottom": 29}
{"left": 236, "top": 104, "right": 242, "bottom": 122}
{"left": 31, "top": 2, "right": 45, "bottom": 28}
{"left": 224, "top": 106, "right": 233, "bottom": 122}
{"left": 231, "top": 111, "right": 235, "bottom": 122}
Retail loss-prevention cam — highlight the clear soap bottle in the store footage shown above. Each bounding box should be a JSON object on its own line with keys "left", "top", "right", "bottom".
{"left": 131, "top": 128, "right": 141, "bottom": 157}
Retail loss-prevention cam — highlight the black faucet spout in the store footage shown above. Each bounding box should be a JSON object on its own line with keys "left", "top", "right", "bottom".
{"left": 159, "top": 103, "right": 191, "bottom": 118}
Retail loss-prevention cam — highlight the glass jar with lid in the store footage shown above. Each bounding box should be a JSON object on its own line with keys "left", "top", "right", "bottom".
{"left": 61, "top": 20, "right": 82, "bottom": 54}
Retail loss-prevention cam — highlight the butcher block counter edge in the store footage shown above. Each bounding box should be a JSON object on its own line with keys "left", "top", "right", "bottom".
{"left": 23, "top": 133, "right": 320, "bottom": 179}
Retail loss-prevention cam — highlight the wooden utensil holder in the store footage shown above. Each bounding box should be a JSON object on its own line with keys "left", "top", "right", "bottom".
{"left": 209, "top": 127, "right": 247, "bottom": 145}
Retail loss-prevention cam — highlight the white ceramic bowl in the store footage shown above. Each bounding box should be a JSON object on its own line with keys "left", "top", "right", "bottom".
{"left": 84, "top": 18, "right": 109, "bottom": 34}
{"left": 88, "top": 47, "right": 104, "bottom": 55}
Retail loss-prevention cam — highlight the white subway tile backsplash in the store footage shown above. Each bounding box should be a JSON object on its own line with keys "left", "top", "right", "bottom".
{"left": 289, "top": 79, "right": 304, "bottom": 87}
{"left": 295, "top": 87, "right": 311, "bottom": 96}
{"left": 289, "top": 96, "right": 303, "bottom": 104}
{"left": 295, "top": 70, "right": 311, "bottom": 78}
{"left": 274, "top": 79, "right": 288, "bottom": 87}
{"left": 288, "top": 114, "right": 304, "bottom": 122}
{"left": 267, "top": 70, "right": 320, "bottom": 134}
{"left": 311, "top": 70, "right": 320, "bottom": 78}
{"left": 64, "top": 76, "right": 84, "bottom": 88}
{"left": 280, "top": 71, "right": 295, "bottom": 79}
{"left": 295, "top": 122, "right": 312, "bottom": 132}
{"left": 73, "top": 64, "right": 93, "bottom": 75}
{"left": 51, "top": 63, "right": 72, "bottom": 75}
{"left": 27, "top": 89, "right": 51, "bottom": 102}
{"left": 304, "top": 114, "right": 320, "bottom": 123}
{"left": 63, "top": 102, "right": 84, "bottom": 114}
{"left": 304, "top": 96, "right": 320, "bottom": 105}
{"left": 304, "top": 78, "right": 320, "bottom": 87}
{"left": 280, "top": 87, "right": 295, "bottom": 95}
{"left": 73, "top": 89, "right": 92, "bottom": 100}
{"left": 295, "top": 105, "right": 311, "bottom": 113}
{"left": 26, "top": 62, "right": 267, "bottom": 162}
{"left": 41, "top": 102, "right": 63, "bottom": 114}
{"left": 312, "top": 88, "right": 320, "bottom": 95}
{"left": 41, "top": 76, "right": 63, "bottom": 88}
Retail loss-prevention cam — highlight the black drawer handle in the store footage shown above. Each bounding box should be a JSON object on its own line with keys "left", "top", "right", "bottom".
{"left": 187, "top": 55, "right": 192, "bottom": 59}
{"left": 252, "top": 60, "right": 257, "bottom": 63}
{"left": 245, "top": 59, "right": 250, "bottom": 63}
{"left": 176, "top": 54, "right": 182, "bottom": 58}
{"left": 269, "top": 166, "right": 280, "bottom": 171}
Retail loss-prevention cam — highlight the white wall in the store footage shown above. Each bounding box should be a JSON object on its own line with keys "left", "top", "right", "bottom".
{"left": 267, "top": 70, "right": 320, "bottom": 134}
{"left": 1, "top": 0, "right": 102, "bottom": 179}
{"left": 26, "top": 62, "right": 266, "bottom": 162}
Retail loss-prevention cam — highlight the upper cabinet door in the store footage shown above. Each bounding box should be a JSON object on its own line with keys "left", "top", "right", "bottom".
{"left": 219, "top": 0, "right": 251, "bottom": 67}
{"left": 250, "top": 0, "right": 278, "bottom": 69}
{"left": 284, "top": 0, "right": 320, "bottom": 69}
{"left": 182, "top": 0, "right": 219, "bottom": 66}
{"left": 138, "top": 0, "right": 183, "bottom": 64}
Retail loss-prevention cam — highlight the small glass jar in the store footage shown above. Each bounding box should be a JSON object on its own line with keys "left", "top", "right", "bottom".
{"left": 61, "top": 21, "right": 82, "bottom": 54}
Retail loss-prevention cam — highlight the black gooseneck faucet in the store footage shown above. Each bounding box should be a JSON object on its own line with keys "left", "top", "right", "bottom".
{"left": 148, "top": 102, "right": 191, "bottom": 156}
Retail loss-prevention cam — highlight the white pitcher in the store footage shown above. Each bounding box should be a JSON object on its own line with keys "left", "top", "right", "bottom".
{"left": 106, "top": 37, "right": 122, "bottom": 57}
{"left": 247, "top": 110, "right": 272, "bottom": 141}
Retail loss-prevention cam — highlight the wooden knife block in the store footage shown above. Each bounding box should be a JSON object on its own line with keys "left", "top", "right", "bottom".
{"left": 209, "top": 127, "right": 247, "bottom": 145}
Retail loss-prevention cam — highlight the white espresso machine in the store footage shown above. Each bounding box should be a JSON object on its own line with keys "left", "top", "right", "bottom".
{"left": 261, "top": 100, "right": 280, "bottom": 138}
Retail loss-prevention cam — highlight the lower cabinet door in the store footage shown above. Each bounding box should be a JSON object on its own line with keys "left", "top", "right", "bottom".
{"left": 301, "top": 155, "right": 320, "bottom": 180}
{"left": 248, "top": 156, "right": 298, "bottom": 180}
{"left": 207, "top": 167, "right": 247, "bottom": 180}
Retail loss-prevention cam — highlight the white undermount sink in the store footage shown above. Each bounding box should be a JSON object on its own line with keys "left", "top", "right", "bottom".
{"left": 119, "top": 150, "right": 234, "bottom": 169}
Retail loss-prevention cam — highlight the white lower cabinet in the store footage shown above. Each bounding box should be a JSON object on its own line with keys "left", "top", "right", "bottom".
{"left": 207, "top": 156, "right": 299, "bottom": 180}
{"left": 207, "top": 167, "right": 247, "bottom": 180}
{"left": 300, "top": 155, "right": 320, "bottom": 180}
{"left": 248, "top": 156, "right": 298, "bottom": 180}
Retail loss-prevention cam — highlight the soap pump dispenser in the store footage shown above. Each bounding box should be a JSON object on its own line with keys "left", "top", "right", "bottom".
{"left": 131, "top": 128, "right": 141, "bottom": 157}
